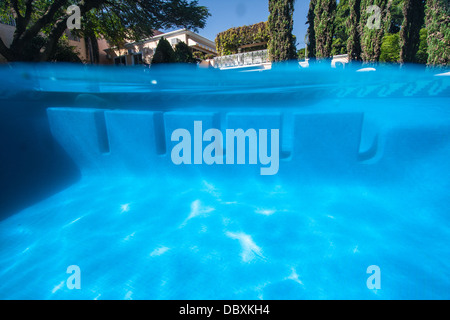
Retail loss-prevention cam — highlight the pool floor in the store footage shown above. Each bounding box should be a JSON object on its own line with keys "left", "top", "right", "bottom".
{"left": 1, "top": 175, "right": 448, "bottom": 299}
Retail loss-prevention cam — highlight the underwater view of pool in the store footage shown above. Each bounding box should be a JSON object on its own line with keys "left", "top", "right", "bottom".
{"left": 0, "top": 63, "right": 449, "bottom": 299}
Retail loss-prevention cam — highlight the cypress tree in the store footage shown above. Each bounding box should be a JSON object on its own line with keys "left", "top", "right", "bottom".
{"left": 306, "top": 0, "right": 317, "bottom": 58}
{"left": 151, "top": 38, "right": 176, "bottom": 64}
{"left": 314, "top": 0, "right": 337, "bottom": 58}
{"left": 268, "top": 0, "right": 298, "bottom": 62}
{"left": 360, "top": 0, "right": 389, "bottom": 62}
{"left": 385, "top": 0, "right": 404, "bottom": 34}
{"left": 347, "top": 0, "right": 362, "bottom": 61}
{"left": 425, "top": 0, "right": 450, "bottom": 65}
{"left": 332, "top": 0, "right": 350, "bottom": 55}
{"left": 415, "top": 27, "right": 429, "bottom": 63}
{"left": 174, "top": 41, "right": 196, "bottom": 63}
{"left": 400, "top": 0, "right": 426, "bottom": 63}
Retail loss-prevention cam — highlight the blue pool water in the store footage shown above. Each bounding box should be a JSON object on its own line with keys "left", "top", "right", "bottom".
{"left": 0, "top": 63, "right": 449, "bottom": 299}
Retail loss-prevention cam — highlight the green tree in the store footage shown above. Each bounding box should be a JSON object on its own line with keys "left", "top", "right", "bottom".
{"left": 380, "top": 32, "right": 401, "bottom": 62}
{"left": 332, "top": 0, "right": 350, "bottom": 55}
{"left": 347, "top": 0, "right": 362, "bottom": 61}
{"left": 151, "top": 38, "right": 176, "bottom": 64}
{"left": 386, "top": 0, "right": 405, "bottom": 33}
{"left": 193, "top": 51, "right": 205, "bottom": 60}
{"left": 400, "top": 0, "right": 426, "bottom": 63}
{"left": 0, "top": 0, "right": 210, "bottom": 62}
{"left": 314, "top": 0, "right": 337, "bottom": 58}
{"left": 415, "top": 27, "right": 428, "bottom": 63}
{"left": 305, "top": 0, "right": 317, "bottom": 58}
{"left": 297, "top": 47, "right": 306, "bottom": 59}
{"left": 53, "top": 38, "right": 83, "bottom": 63}
{"left": 360, "top": 0, "right": 389, "bottom": 62}
{"left": 29, "top": 34, "right": 82, "bottom": 62}
{"left": 268, "top": 0, "right": 298, "bottom": 62}
{"left": 425, "top": 0, "right": 450, "bottom": 65}
{"left": 174, "top": 41, "right": 196, "bottom": 63}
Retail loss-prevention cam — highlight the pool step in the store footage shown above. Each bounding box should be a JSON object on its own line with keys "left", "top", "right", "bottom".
{"left": 46, "top": 108, "right": 450, "bottom": 180}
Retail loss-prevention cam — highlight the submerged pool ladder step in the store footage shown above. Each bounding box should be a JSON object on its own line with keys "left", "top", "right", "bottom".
{"left": 47, "top": 107, "right": 379, "bottom": 175}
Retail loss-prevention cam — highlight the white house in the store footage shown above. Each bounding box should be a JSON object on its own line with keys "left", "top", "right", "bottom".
{"left": 105, "top": 29, "right": 217, "bottom": 66}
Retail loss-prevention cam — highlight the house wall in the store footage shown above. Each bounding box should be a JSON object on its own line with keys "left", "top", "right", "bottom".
{"left": 68, "top": 38, "right": 88, "bottom": 62}
{"left": 106, "top": 31, "right": 217, "bottom": 65}
{"left": 97, "top": 38, "right": 112, "bottom": 64}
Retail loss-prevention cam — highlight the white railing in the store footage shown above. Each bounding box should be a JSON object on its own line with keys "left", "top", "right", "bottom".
{"left": 214, "top": 50, "right": 269, "bottom": 69}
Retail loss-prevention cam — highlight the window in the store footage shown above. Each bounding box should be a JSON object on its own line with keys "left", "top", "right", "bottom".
{"left": 133, "top": 53, "right": 143, "bottom": 65}
{"left": 114, "top": 56, "right": 126, "bottom": 66}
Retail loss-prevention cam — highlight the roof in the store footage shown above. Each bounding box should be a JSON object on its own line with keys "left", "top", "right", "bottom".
{"left": 105, "top": 29, "right": 216, "bottom": 53}
{"left": 126, "top": 29, "right": 215, "bottom": 48}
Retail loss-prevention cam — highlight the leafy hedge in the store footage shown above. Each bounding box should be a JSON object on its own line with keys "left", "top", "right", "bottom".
{"left": 425, "top": 0, "right": 450, "bottom": 65}
{"left": 215, "top": 22, "right": 269, "bottom": 56}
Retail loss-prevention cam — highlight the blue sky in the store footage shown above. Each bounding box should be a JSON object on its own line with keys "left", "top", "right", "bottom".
{"left": 195, "top": 0, "right": 310, "bottom": 49}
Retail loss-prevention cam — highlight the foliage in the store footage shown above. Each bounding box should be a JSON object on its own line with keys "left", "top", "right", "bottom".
{"left": 306, "top": 0, "right": 317, "bottom": 58}
{"left": 151, "top": 38, "right": 176, "bottom": 64}
{"left": 192, "top": 51, "right": 214, "bottom": 61}
{"left": 400, "top": 0, "right": 425, "bottom": 63}
{"left": 347, "top": 0, "right": 362, "bottom": 61}
{"left": 386, "top": 0, "right": 405, "bottom": 33}
{"left": 268, "top": 0, "right": 298, "bottom": 61}
{"left": 314, "top": 0, "right": 337, "bottom": 58}
{"left": 415, "top": 27, "right": 428, "bottom": 63}
{"left": 380, "top": 32, "right": 400, "bottom": 62}
{"left": 297, "top": 48, "right": 306, "bottom": 59}
{"left": 360, "top": 0, "right": 389, "bottom": 62}
{"left": 174, "top": 41, "right": 196, "bottom": 63}
{"left": 193, "top": 51, "right": 205, "bottom": 60}
{"left": 425, "top": 0, "right": 450, "bottom": 65}
{"left": 331, "top": 37, "right": 347, "bottom": 55}
{"left": 53, "top": 38, "right": 83, "bottom": 63}
{"left": 30, "top": 34, "right": 82, "bottom": 62}
{"left": 305, "top": 0, "right": 434, "bottom": 64}
{"left": 215, "top": 22, "right": 269, "bottom": 56}
{"left": 332, "top": 0, "right": 349, "bottom": 56}
{"left": 0, "top": 0, "right": 210, "bottom": 62}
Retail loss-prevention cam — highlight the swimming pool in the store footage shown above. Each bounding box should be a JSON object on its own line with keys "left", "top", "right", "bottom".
{"left": 0, "top": 63, "right": 449, "bottom": 299}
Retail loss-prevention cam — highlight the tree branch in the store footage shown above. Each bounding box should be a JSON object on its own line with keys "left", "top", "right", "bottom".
{"left": 11, "top": 0, "right": 69, "bottom": 50}
{"left": 24, "top": 0, "right": 34, "bottom": 22}
{"left": 13, "top": 0, "right": 34, "bottom": 35}
{"left": 39, "top": 0, "right": 107, "bottom": 61}
{"left": 10, "top": 0, "right": 23, "bottom": 19}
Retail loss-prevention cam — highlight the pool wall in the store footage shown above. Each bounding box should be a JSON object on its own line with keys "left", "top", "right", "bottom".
{"left": 46, "top": 106, "right": 450, "bottom": 186}
{"left": 0, "top": 102, "right": 80, "bottom": 220}
{"left": 1, "top": 64, "right": 449, "bottom": 221}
